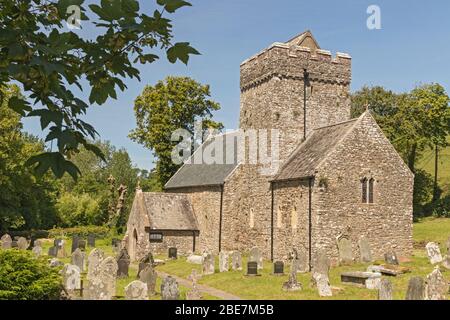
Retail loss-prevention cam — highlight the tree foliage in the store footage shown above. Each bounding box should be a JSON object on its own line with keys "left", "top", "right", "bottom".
{"left": 130, "top": 76, "right": 223, "bottom": 185}
{"left": 0, "top": 0, "right": 199, "bottom": 180}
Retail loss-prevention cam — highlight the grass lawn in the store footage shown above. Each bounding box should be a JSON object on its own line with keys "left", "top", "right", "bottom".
{"left": 36, "top": 218, "right": 449, "bottom": 300}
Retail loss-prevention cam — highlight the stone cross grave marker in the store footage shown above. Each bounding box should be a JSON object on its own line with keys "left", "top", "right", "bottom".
{"left": 282, "top": 268, "right": 302, "bottom": 291}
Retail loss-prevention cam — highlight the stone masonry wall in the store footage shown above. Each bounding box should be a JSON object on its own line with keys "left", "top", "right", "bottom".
{"left": 148, "top": 230, "right": 197, "bottom": 256}
{"left": 311, "top": 112, "right": 414, "bottom": 265}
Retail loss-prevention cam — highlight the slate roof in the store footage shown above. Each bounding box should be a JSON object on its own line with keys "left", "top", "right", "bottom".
{"left": 141, "top": 192, "right": 198, "bottom": 231}
{"left": 273, "top": 118, "right": 358, "bottom": 181}
{"left": 164, "top": 131, "right": 240, "bottom": 189}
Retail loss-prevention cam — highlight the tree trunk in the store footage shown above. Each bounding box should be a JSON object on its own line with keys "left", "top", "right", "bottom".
{"left": 407, "top": 143, "right": 417, "bottom": 173}
{"left": 432, "top": 144, "right": 439, "bottom": 202}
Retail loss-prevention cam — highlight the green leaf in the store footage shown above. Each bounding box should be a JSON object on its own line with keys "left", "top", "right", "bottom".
{"left": 26, "top": 152, "right": 81, "bottom": 180}
{"left": 8, "top": 97, "right": 31, "bottom": 116}
{"left": 166, "top": 42, "right": 200, "bottom": 64}
{"left": 157, "top": 0, "right": 191, "bottom": 13}
{"left": 28, "top": 109, "right": 64, "bottom": 129}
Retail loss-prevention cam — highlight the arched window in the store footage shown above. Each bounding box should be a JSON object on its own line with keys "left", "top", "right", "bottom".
{"left": 368, "top": 178, "right": 374, "bottom": 203}
{"left": 361, "top": 178, "right": 368, "bottom": 203}
{"left": 291, "top": 206, "right": 298, "bottom": 229}
{"left": 249, "top": 208, "right": 255, "bottom": 229}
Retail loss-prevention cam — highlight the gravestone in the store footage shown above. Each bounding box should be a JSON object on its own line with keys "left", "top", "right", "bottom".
{"left": 425, "top": 267, "right": 448, "bottom": 300}
{"left": 292, "top": 252, "right": 309, "bottom": 273}
{"left": 125, "top": 280, "right": 148, "bottom": 300}
{"left": 117, "top": 248, "right": 130, "bottom": 278}
{"left": 312, "top": 249, "right": 330, "bottom": 277}
{"left": 168, "top": 247, "right": 177, "bottom": 259}
{"left": 71, "top": 236, "right": 80, "bottom": 253}
{"left": 337, "top": 236, "right": 353, "bottom": 265}
{"left": 358, "top": 237, "right": 373, "bottom": 263}
{"left": 202, "top": 253, "right": 215, "bottom": 275}
{"left": 139, "top": 264, "right": 157, "bottom": 296}
{"left": 87, "top": 248, "right": 105, "bottom": 280}
{"left": 378, "top": 279, "right": 393, "bottom": 300}
{"left": 282, "top": 269, "right": 302, "bottom": 291}
{"left": 56, "top": 239, "right": 66, "bottom": 258}
{"left": 384, "top": 251, "right": 399, "bottom": 265}
{"left": 425, "top": 242, "right": 443, "bottom": 265}
{"left": 78, "top": 240, "right": 86, "bottom": 251}
{"left": 1, "top": 234, "right": 12, "bottom": 249}
{"left": 48, "top": 246, "right": 57, "bottom": 257}
{"left": 273, "top": 261, "right": 284, "bottom": 275}
{"left": 187, "top": 254, "right": 204, "bottom": 265}
{"left": 312, "top": 272, "right": 332, "bottom": 297}
{"left": 186, "top": 270, "right": 202, "bottom": 300}
{"left": 137, "top": 252, "right": 154, "bottom": 277}
{"left": 49, "top": 258, "right": 63, "bottom": 267}
{"left": 87, "top": 234, "right": 96, "bottom": 247}
{"left": 11, "top": 240, "right": 18, "bottom": 248}
{"left": 97, "top": 256, "right": 118, "bottom": 299}
{"left": 405, "top": 277, "right": 425, "bottom": 300}
{"left": 71, "top": 248, "right": 85, "bottom": 272}
{"left": 161, "top": 276, "right": 179, "bottom": 300}
{"left": 249, "top": 247, "right": 263, "bottom": 270}
{"left": 32, "top": 245, "right": 42, "bottom": 257}
{"left": 84, "top": 277, "right": 109, "bottom": 300}
{"left": 231, "top": 251, "right": 242, "bottom": 271}
{"left": 341, "top": 271, "right": 381, "bottom": 289}
{"left": 61, "top": 264, "right": 81, "bottom": 293}
{"left": 33, "top": 239, "right": 42, "bottom": 248}
{"left": 17, "top": 237, "right": 28, "bottom": 250}
{"left": 246, "top": 261, "right": 259, "bottom": 276}
{"left": 219, "top": 251, "right": 229, "bottom": 272}
{"left": 443, "top": 255, "right": 450, "bottom": 270}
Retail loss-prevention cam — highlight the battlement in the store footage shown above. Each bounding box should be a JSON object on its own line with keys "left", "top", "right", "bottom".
{"left": 240, "top": 32, "right": 351, "bottom": 92}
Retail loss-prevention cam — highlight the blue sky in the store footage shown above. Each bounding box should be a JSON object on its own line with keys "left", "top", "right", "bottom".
{"left": 22, "top": 0, "right": 450, "bottom": 170}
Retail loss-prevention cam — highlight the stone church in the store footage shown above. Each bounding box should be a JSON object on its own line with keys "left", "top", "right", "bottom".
{"left": 124, "top": 31, "right": 414, "bottom": 266}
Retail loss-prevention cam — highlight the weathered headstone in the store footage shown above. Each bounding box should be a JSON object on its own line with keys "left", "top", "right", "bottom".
{"left": 78, "top": 240, "right": 86, "bottom": 251}
{"left": 84, "top": 277, "right": 109, "bottom": 300}
{"left": 384, "top": 251, "right": 399, "bottom": 265}
{"left": 1, "top": 234, "right": 12, "bottom": 249}
{"left": 71, "top": 248, "right": 85, "bottom": 272}
{"left": 137, "top": 252, "right": 154, "bottom": 277}
{"left": 87, "top": 248, "right": 105, "bottom": 280}
{"left": 378, "top": 279, "right": 393, "bottom": 300}
{"left": 71, "top": 235, "right": 80, "bottom": 253}
{"left": 187, "top": 254, "right": 204, "bottom": 265}
{"left": 273, "top": 261, "right": 284, "bottom": 275}
{"left": 11, "top": 240, "right": 18, "bottom": 248}
{"left": 49, "top": 258, "right": 63, "bottom": 267}
{"left": 125, "top": 280, "right": 148, "bottom": 300}
{"left": 443, "top": 255, "right": 450, "bottom": 270}
{"left": 17, "top": 237, "right": 28, "bottom": 250}
{"left": 32, "top": 245, "right": 42, "bottom": 257}
{"left": 186, "top": 269, "right": 202, "bottom": 300}
{"left": 97, "top": 256, "right": 118, "bottom": 299}
{"left": 139, "top": 264, "right": 157, "bottom": 296}
{"left": 312, "top": 272, "right": 332, "bottom": 297}
{"left": 337, "top": 236, "right": 353, "bottom": 265}
{"left": 61, "top": 264, "right": 81, "bottom": 293}
{"left": 425, "top": 266, "right": 448, "bottom": 300}
{"left": 202, "top": 253, "right": 215, "bottom": 275}
{"left": 48, "top": 246, "right": 57, "bottom": 257}
{"left": 358, "top": 237, "right": 373, "bottom": 263}
{"left": 425, "top": 242, "right": 443, "bottom": 265}
{"left": 231, "top": 251, "right": 242, "bottom": 271}
{"left": 249, "top": 247, "right": 263, "bottom": 270}
{"left": 161, "top": 276, "right": 179, "bottom": 300}
{"left": 282, "top": 269, "right": 302, "bottom": 291}
{"left": 405, "top": 276, "right": 425, "bottom": 300}
{"left": 219, "top": 251, "right": 229, "bottom": 272}
{"left": 117, "top": 248, "right": 130, "bottom": 278}
{"left": 56, "top": 239, "right": 66, "bottom": 258}
{"left": 312, "top": 249, "right": 330, "bottom": 277}
{"left": 292, "top": 252, "right": 309, "bottom": 273}
{"left": 87, "top": 234, "right": 96, "bottom": 247}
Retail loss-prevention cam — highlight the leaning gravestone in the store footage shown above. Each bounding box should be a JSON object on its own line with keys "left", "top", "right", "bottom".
{"left": 71, "top": 235, "right": 80, "bottom": 253}
{"left": 312, "top": 272, "right": 332, "bottom": 297}
{"left": 358, "top": 237, "right": 373, "bottom": 263}
{"left": 425, "top": 242, "right": 443, "bottom": 265}
{"left": 125, "top": 280, "right": 148, "bottom": 300}
{"left": 405, "top": 276, "right": 425, "bottom": 300}
{"left": 249, "top": 247, "right": 263, "bottom": 270}
{"left": 378, "top": 278, "right": 393, "bottom": 300}
{"left": 219, "top": 251, "right": 229, "bottom": 272}
{"left": 337, "top": 236, "right": 353, "bottom": 265}
{"left": 312, "top": 249, "right": 330, "bottom": 277}
{"left": 87, "top": 234, "right": 96, "bottom": 247}
{"left": 87, "top": 248, "right": 105, "bottom": 280}
{"left": 384, "top": 251, "right": 399, "bottom": 265}
{"left": 61, "top": 264, "right": 81, "bottom": 293}
{"left": 139, "top": 264, "right": 157, "bottom": 296}
{"left": 17, "top": 237, "right": 28, "bottom": 250}
{"left": 186, "top": 270, "right": 202, "bottom": 300}
{"left": 1, "top": 234, "right": 12, "bottom": 249}
{"left": 71, "top": 248, "right": 85, "bottom": 272}
{"left": 161, "top": 276, "right": 179, "bottom": 300}
{"left": 202, "top": 253, "right": 215, "bottom": 275}
{"left": 137, "top": 252, "right": 154, "bottom": 277}
{"left": 425, "top": 267, "right": 448, "bottom": 300}
{"left": 282, "top": 270, "right": 302, "bottom": 292}
{"left": 231, "top": 251, "right": 242, "bottom": 271}
{"left": 117, "top": 248, "right": 130, "bottom": 278}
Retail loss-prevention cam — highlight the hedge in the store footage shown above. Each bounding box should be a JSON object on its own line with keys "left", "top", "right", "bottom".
{"left": 47, "top": 225, "right": 110, "bottom": 239}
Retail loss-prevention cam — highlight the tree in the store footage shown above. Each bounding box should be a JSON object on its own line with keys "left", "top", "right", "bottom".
{"left": 130, "top": 76, "right": 223, "bottom": 185}
{"left": 0, "top": 0, "right": 199, "bottom": 180}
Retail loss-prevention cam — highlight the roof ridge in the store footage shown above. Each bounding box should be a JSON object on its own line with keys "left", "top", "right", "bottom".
{"left": 312, "top": 117, "right": 358, "bottom": 131}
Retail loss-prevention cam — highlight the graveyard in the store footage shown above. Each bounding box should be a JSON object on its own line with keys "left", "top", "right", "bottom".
{"left": 1, "top": 217, "right": 448, "bottom": 300}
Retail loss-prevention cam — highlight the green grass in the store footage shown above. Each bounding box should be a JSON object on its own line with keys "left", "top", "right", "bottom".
{"left": 418, "top": 135, "right": 450, "bottom": 195}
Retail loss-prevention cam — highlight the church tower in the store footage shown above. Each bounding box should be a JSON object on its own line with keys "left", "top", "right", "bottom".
{"left": 239, "top": 31, "right": 352, "bottom": 161}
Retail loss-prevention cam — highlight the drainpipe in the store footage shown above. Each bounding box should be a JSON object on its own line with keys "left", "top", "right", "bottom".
{"left": 218, "top": 183, "right": 224, "bottom": 252}
{"left": 303, "top": 69, "right": 310, "bottom": 140}
{"left": 192, "top": 230, "right": 196, "bottom": 252}
{"left": 270, "top": 181, "right": 274, "bottom": 262}
{"left": 308, "top": 177, "right": 313, "bottom": 271}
